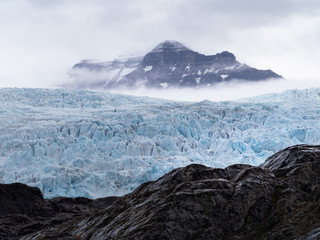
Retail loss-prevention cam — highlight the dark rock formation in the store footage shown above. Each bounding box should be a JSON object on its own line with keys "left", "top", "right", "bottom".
{"left": 1, "top": 144, "right": 320, "bottom": 239}
{"left": 0, "top": 183, "right": 120, "bottom": 239}
{"left": 67, "top": 40, "right": 283, "bottom": 89}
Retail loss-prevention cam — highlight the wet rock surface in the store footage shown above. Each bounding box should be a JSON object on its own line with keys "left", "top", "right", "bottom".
{"left": 1, "top": 144, "right": 320, "bottom": 239}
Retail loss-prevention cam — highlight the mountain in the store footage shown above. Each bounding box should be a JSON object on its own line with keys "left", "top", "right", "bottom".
{"left": 69, "top": 56, "right": 142, "bottom": 89}
{"left": 1, "top": 144, "right": 320, "bottom": 239}
{"left": 67, "top": 40, "right": 283, "bottom": 89}
{"left": 1, "top": 88, "right": 320, "bottom": 199}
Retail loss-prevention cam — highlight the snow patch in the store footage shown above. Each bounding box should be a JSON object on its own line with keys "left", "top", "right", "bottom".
{"left": 221, "top": 74, "right": 229, "bottom": 80}
{"left": 143, "top": 66, "right": 153, "bottom": 72}
{"left": 182, "top": 73, "right": 190, "bottom": 78}
{"left": 236, "top": 63, "right": 244, "bottom": 69}
{"left": 224, "top": 65, "right": 236, "bottom": 70}
{"left": 160, "top": 82, "right": 168, "bottom": 88}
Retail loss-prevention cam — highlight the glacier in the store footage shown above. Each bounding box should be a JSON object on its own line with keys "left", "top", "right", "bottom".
{"left": 1, "top": 87, "right": 320, "bottom": 198}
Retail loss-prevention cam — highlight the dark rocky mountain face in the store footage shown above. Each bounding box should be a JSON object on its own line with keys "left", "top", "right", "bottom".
{"left": 2, "top": 144, "right": 319, "bottom": 240}
{"left": 68, "top": 40, "right": 283, "bottom": 89}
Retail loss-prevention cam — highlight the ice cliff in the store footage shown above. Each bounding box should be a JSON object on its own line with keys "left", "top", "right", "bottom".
{"left": 0, "top": 87, "right": 320, "bottom": 198}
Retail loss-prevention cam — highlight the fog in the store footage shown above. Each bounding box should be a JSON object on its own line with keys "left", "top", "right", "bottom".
{"left": 108, "top": 78, "right": 320, "bottom": 102}
{"left": 1, "top": 0, "right": 320, "bottom": 89}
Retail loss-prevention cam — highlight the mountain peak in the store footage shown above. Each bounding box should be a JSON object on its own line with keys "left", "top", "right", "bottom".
{"left": 151, "top": 40, "right": 190, "bottom": 52}
{"left": 69, "top": 41, "right": 283, "bottom": 89}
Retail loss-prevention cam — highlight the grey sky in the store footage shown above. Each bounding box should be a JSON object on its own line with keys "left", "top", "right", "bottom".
{"left": 0, "top": 0, "right": 320, "bottom": 89}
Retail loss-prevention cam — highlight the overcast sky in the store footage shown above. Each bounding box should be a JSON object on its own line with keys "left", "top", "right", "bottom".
{"left": 0, "top": 0, "right": 320, "bottom": 91}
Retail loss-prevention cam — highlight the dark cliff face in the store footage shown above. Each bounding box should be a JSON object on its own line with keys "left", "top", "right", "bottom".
{"left": 123, "top": 42, "right": 242, "bottom": 88}
{"left": 2, "top": 144, "right": 320, "bottom": 240}
{"left": 68, "top": 40, "right": 283, "bottom": 89}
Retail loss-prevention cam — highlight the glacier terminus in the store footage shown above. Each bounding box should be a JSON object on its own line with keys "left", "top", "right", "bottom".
{"left": 0, "top": 87, "right": 320, "bottom": 198}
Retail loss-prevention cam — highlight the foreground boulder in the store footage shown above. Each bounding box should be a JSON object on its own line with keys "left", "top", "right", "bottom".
{"left": 1, "top": 144, "right": 320, "bottom": 239}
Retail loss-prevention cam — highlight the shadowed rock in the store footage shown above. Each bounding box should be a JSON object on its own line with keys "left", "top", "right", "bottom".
{"left": 1, "top": 144, "right": 320, "bottom": 239}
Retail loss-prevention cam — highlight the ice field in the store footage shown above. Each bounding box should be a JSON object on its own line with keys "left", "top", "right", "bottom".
{"left": 0, "top": 87, "right": 320, "bottom": 198}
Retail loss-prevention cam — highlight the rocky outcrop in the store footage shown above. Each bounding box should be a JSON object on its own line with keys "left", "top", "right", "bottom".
{"left": 68, "top": 40, "right": 283, "bottom": 89}
{"left": 1, "top": 144, "right": 320, "bottom": 239}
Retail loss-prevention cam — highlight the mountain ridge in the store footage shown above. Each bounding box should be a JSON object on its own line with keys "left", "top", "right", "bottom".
{"left": 67, "top": 40, "right": 283, "bottom": 89}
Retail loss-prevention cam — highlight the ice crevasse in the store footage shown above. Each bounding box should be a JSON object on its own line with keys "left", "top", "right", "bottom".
{"left": 0, "top": 87, "right": 320, "bottom": 198}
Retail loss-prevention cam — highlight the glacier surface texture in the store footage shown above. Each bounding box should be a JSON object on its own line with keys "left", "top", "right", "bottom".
{"left": 0, "top": 88, "right": 320, "bottom": 198}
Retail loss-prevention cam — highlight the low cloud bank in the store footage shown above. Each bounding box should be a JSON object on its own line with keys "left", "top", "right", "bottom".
{"left": 109, "top": 78, "right": 320, "bottom": 102}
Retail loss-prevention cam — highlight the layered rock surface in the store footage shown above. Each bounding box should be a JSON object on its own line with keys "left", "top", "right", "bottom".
{"left": 1, "top": 144, "right": 320, "bottom": 239}
{"left": 68, "top": 40, "right": 282, "bottom": 89}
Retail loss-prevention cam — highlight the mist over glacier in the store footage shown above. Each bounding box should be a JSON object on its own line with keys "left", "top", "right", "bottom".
{"left": 1, "top": 87, "right": 320, "bottom": 198}
{"left": 108, "top": 78, "right": 320, "bottom": 102}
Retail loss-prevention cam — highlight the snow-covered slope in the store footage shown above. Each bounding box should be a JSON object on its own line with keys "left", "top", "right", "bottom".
{"left": 66, "top": 56, "right": 142, "bottom": 89}
{"left": 1, "top": 88, "right": 320, "bottom": 198}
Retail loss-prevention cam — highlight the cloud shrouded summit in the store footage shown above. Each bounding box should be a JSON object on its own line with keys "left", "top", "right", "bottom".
{"left": 151, "top": 40, "right": 191, "bottom": 52}
{"left": 67, "top": 40, "right": 283, "bottom": 89}
{"left": 1, "top": 0, "right": 320, "bottom": 89}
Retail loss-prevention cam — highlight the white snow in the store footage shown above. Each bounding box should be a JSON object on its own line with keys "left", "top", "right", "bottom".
{"left": 195, "top": 77, "right": 201, "bottom": 85}
{"left": 185, "top": 65, "right": 191, "bottom": 72}
{"left": 170, "top": 66, "right": 176, "bottom": 72}
{"left": 221, "top": 74, "right": 229, "bottom": 80}
{"left": 224, "top": 65, "right": 236, "bottom": 70}
{"left": 160, "top": 82, "right": 168, "bottom": 88}
{"left": 1, "top": 87, "right": 320, "bottom": 199}
{"left": 182, "top": 73, "right": 190, "bottom": 78}
{"left": 236, "top": 63, "right": 245, "bottom": 69}
{"left": 68, "top": 57, "right": 142, "bottom": 89}
{"left": 117, "top": 68, "right": 137, "bottom": 81}
{"left": 143, "top": 66, "right": 153, "bottom": 72}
